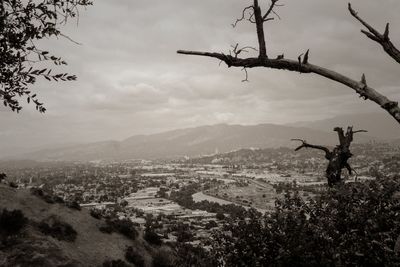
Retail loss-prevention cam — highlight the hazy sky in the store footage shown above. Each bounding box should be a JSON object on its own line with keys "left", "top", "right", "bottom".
{"left": 1, "top": 0, "right": 400, "bottom": 154}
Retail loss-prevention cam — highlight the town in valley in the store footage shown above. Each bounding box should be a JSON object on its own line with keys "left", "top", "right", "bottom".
{"left": 2, "top": 141, "right": 398, "bottom": 247}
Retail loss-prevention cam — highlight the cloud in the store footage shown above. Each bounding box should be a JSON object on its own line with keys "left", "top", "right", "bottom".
{"left": 1, "top": 0, "right": 400, "bottom": 155}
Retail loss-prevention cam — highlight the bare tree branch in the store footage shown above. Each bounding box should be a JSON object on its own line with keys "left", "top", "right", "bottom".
{"left": 291, "top": 139, "right": 331, "bottom": 159}
{"left": 353, "top": 130, "right": 368, "bottom": 134}
{"left": 262, "top": 0, "right": 281, "bottom": 21}
{"left": 254, "top": 0, "right": 267, "bottom": 58}
{"left": 230, "top": 43, "right": 257, "bottom": 59}
{"left": 349, "top": 3, "right": 400, "bottom": 64}
{"left": 241, "top": 67, "right": 249, "bottom": 82}
{"left": 178, "top": 2, "right": 400, "bottom": 125}
{"left": 177, "top": 50, "right": 400, "bottom": 124}
{"left": 232, "top": 5, "right": 254, "bottom": 27}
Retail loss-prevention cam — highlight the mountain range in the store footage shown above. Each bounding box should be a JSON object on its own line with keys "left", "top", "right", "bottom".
{"left": 288, "top": 112, "right": 400, "bottom": 140}
{"left": 9, "top": 124, "right": 372, "bottom": 162}
{"left": 2, "top": 112, "right": 398, "bottom": 162}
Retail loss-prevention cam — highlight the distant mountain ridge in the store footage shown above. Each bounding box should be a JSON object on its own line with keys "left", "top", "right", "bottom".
{"left": 11, "top": 123, "right": 375, "bottom": 162}
{"left": 288, "top": 112, "right": 400, "bottom": 140}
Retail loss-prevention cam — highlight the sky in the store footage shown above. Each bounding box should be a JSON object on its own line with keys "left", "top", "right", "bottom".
{"left": 1, "top": 0, "right": 400, "bottom": 155}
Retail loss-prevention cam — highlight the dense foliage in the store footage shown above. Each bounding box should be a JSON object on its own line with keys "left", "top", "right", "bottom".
{"left": 152, "top": 247, "right": 175, "bottom": 267}
{"left": 209, "top": 176, "right": 400, "bottom": 266}
{"left": 125, "top": 246, "right": 145, "bottom": 267}
{"left": 38, "top": 215, "right": 77, "bottom": 242}
{"left": 30, "top": 187, "right": 65, "bottom": 204}
{"left": 0, "top": 0, "right": 91, "bottom": 112}
{"left": 144, "top": 230, "right": 163, "bottom": 246}
{"left": 101, "top": 218, "right": 139, "bottom": 240}
{"left": 89, "top": 208, "right": 102, "bottom": 219}
{"left": 173, "top": 243, "right": 214, "bottom": 267}
{"left": 0, "top": 208, "right": 27, "bottom": 236}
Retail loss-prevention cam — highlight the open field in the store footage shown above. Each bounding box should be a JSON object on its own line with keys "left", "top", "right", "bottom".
{"left": 205, "top": 179, "right": 277, "bottom": 210}
{"left": 192, "top": 192, "right": 235, "bottom": 205}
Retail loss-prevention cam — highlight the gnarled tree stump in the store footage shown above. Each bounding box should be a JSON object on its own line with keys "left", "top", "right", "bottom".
{"left": 293, "top": 127, "right": 367, "bottom": 187}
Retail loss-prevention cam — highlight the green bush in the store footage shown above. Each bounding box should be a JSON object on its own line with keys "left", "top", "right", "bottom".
{"left": 99, "top": 224, "right": 113, "bottom": 234}
{"left": 125, "top": 246, "right": 145, "bottom": 267}
{"left": 209, "top": 176, "right": 400, "bottom": 266}
{"left": 205, "top": 220, "right": 218, "bottom": 230}
{"left": 101, "top": 218, "right": 138, "bottom": 240}
{"left": 8, "top": 182, "right": 18, "bottom": 188}
{"left": 66, "top": 200, "right": 81, "bottom": 211}
{"left": 0, "top": 209, "right": 28, "bottom": 236}
{"left": 173, "top": 243, "right": 214, "bottom": 267}
{"left": 144, "top": 229, "right": 162, "bottom": 246}
{"left": 53, "top": 195, "right": 65, "bottom": 204}
{"left": 0, "top": 173, "right": 6, "bottom": 182}
{"left": 38, "top": 216, "right": 77, "bottom": 242}
{"left": 90, "top": 208, "right": 102, "bottom": 219}
{"left": 215, "top": 212, "right": 225, "bottom": 220}
{"left": 30, "top": 187, "right": 64, "bottom": 204}
{"left": 152, "top": 248, "right": 175, "bottom": 267}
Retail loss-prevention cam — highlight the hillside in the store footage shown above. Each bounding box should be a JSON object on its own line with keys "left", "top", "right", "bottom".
{"left": 0, "top": 184, "right": 157, "bottom": 267}
{"left": 13, "top": 123, "right": 374, "bottom": 162}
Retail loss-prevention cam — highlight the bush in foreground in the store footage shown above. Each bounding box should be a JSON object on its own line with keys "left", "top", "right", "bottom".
{"left": 209, "top": 176, "right": 400, "bottom": 267}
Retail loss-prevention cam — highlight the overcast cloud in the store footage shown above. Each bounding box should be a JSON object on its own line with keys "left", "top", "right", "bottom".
{"left": 1, "top": 0, "right": 400, "bottom": 155}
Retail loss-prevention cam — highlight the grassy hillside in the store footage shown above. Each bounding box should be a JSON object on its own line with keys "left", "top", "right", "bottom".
{"left": 0, "top": 184, "right": 159, "bottom": 267}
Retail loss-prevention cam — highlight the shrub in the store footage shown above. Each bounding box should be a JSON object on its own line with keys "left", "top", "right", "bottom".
{"left": 66, "top": 200, "right": 81, "bottom": 211}
{"left": 30, "top": 187, "right": 64, "bottom": 204}
{"left": 125, "top": 246, "right": 145, "bottom": 267}
{"left": 215, "top": 212, "right": 225, "bottom": 220}
{"left": 30, "top": 187, "right": 44, "bottom": 197}
{"left": 101, "top": 218, "right": 138, "bottom": 240}
{"left": 209, "top": 176, "right": 400, "bottom": 266}
{"left": 152, "top": 248, "right": 175, "bottom": 267}
{"left": 0, "top": 209, "right": 28, "bottom": 236}
{"left": 0, "top": 173, "right": 6, "bottom": 182}
{"left": 99, "top": 224, "right": 113, "bottom": 234}
{"left": 38, "top": 216, "right": 77, "bottom": 242}
{"left": 144, "top": 229, "right": 162, "bottom": 246}
{"left": 53, "top": 195, "right": 65, "bottom": 204}
{"left": 42, "top": 194, "right": 56, "bottom": 204}
{"left": 90, "top": 208, "right": 102, "bottom": 219}
{"left": 112, "top": 218, "right": 138, "bottom": 240}
{"left": 176, "top": 225, "right": 194, "bottom": 243}
{"left": 174, "top": 243, "right": 214, "bottom": 267}
{"left": 205, "top": 220, "right": 218, "bottom": 230}
{"left": 102, "top": 259, "right": 129, "bottom": 267}
{"left": 8, "top": 182, "right": 18, "bottom": 188}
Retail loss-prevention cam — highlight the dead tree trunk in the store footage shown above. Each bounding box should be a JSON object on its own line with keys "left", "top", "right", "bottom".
{"left": 292, "top": 127, "right": 367, "bottom": 187}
